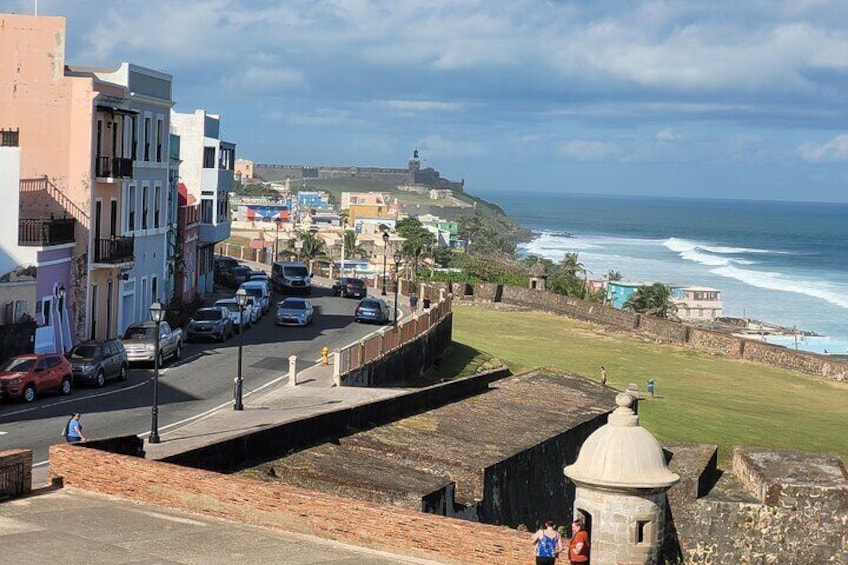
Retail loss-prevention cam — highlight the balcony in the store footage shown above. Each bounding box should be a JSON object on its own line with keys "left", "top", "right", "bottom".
{"left": 18, "top": 218, "right": 76, "bottom": 247}
{"left": 199, "top": 220, "right": 232, "bottom": 244}
{"left": 93, "top": 236, "right": 134, "bottom": 266}
{"left": 95, "top": 156, "right": 134, "bottom": 180}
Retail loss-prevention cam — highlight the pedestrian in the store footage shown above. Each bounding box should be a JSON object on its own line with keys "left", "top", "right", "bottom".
{"left": 568, "top": 518, "right": 590, "bottom": 565}
{"left": 422, "top": 295, "right": 431, "bottom": 310}
{"left": 409, "top": 292, "right": 419, "bottom": 311}
{"left": 647, "top": 378, "right": 655, "bottom": 398}
{"left": 63, "top": 413, "right": 86, "bottom": 443}
{"left": 600, "top": 366, "right": 607, "bottom": 387}
{"left": 531, "top": 520, "right": 563, "bottom": 565}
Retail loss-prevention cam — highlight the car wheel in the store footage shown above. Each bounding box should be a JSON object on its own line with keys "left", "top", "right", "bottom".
{"left": 95, "top": 370, "right": 106, "bottom": 388}
{"left": 22, "top": 384, "right": 36, "bottom": 403}
{"left": 175, "top": 343, "right": 182, "bottom": 360}
{"left": 118, "top": 364, "right": 128, "bottom": 381}
{"left": 60, "top": 376, "right": 72, "bottom": 395}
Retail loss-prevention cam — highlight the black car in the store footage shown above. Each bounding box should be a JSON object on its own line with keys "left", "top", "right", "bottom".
{"left": 220, "top": 265, "right": 252, "bottom": 289}
{"left": 354, "top": 297, "right": 390, "bottom": 324}
{"left": 66, "top": 339, "right": 129, "bottom": 387}
{"left": 333, "top": 277, "right": 368, "bottom": 298}
{"left": 214, "top": 255, "right": 239, "bottom": 284}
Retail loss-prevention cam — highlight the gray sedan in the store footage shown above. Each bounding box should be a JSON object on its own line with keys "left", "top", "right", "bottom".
{"left": 275, "top": 298, "right": 314, "bottom": 327}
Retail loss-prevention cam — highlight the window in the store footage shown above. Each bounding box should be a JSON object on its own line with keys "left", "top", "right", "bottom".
{"left": 142, "top": 185, "right": 149, "bottom": 230}
{"left": 154, "top": 185, "right": 161, "bottom": 228}
{"left": 131, "top": 116, "right": 138, "bottom": 160}
{"left": 151, "top": 276, "right": 158, "bottom": 303}
{"left": 201, "top": 199, "right": 213, "bottom": 224}
{"left": 637, "top": 520, "right": 651, "bottom": 544}
{"left": 144, "top": 117, "right": 151, "bottom": 161}
{"left": 203, "top": 146, "right": 216, "bottom": 168}
{"left": 128, "top": 185, "right": 137, "bottom": 231}
{"left": 156, "top": 118, "right": 164, "bottom": 162}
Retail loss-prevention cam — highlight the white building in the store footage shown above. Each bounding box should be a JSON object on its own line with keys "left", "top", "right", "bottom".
{"left": 171, "top": 110, "right": 234, "bottom": 294}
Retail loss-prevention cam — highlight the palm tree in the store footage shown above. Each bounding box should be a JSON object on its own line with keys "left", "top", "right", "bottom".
{"left": 624, "top": 283, "right": 678, "bottom": 318}
{"left": 289, "top": 230, "right": 327, "bottom": 262}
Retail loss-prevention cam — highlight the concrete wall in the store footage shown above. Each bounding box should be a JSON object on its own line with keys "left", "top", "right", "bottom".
{"left": 49, "top": 442, "right": 528, "bottom": 565}
{"left": 477, "top": 283, "right": 848, "bottom": 382}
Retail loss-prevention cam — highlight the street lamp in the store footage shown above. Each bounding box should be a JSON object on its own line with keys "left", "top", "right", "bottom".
{"left": 393, "top": 250, "right": 401, "bottom": 326}
{"left": 234, "top": 287, "right": 248, "bottom": 411}
{"left": 381, "top": 231, "right": 389, "bottom": 295}
{"left": 274, "top": 217, "right": 283, "bottom": 263}
{"left": 149, "top": 300, "right": 165, "bottom": 444}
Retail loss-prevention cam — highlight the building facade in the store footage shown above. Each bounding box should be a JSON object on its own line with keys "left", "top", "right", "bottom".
{"left": 171, "top": 110, "right": 234, "bottom": 295}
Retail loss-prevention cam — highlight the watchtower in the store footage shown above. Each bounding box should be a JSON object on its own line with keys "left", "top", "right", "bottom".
{"left": 529, "top": 259, "right": 548, "bottom": 291}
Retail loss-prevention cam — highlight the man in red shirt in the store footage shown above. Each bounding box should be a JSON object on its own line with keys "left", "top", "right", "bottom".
{"left": 568, "top": 518, "right": 590, "bottom": 564}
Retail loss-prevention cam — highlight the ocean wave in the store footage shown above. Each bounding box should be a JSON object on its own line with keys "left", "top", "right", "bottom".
{"left": 711, "top": 265, "right": 848, "bottom": 311}
{"left": 663, "top": 238, "right": 760, "bottom": 267}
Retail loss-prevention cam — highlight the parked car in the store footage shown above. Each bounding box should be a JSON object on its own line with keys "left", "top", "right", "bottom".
{"left": 186, "top": 306, "right": 234, "bottom": 342}
{"left": 66, "top": 339, "right": 129, "bottom": 387}
{"left": 123, "top": 321, "right": 183, "bottom": 365}
{"left": 215, "top": 298, "right": 252, "bottom": 331}
{"left": 276, "top": 298, "right": 315, "bottom": 326}
{"left": 271, "top": 261, "right": 312, "bottom": 295}
{"left": 354, "top": 297, "right": 390, "bottom": 325}
{"left": 219, "top": 265, "right": 252, "bottom": 289}
{"left": 0, "top": 353, "right": 73, "bottom": 402}
{"left": 247, "top": 272, "right": 272, "bottom": 295}
{"left": 332, "top": 277, "right": 368, "bottom": 299}
{"left": 214, "top": 255, "right": 239, "bottom": 284}
{"left": 240, "top": 281, "right": 271, "bottom": 314}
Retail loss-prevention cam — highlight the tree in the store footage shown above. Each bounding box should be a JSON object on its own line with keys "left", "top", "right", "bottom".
{"left": 396, "top": 217, "right": 435, "bottom": 275}
{"left": 289, "top": 230, "right": 327, "bottom": 261}
{"left": 607, "top": 269, "right": 623, "bottom": 282}
{"left": 341, "top": 230, "right": 366, "bottom": 260}
{"left": 623, "top": 283, "right": 677, "bottom": 318}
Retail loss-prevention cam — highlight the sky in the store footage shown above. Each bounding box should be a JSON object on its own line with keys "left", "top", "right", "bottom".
{"left": 4, "top": 0, "right": 848, "bottom": 202}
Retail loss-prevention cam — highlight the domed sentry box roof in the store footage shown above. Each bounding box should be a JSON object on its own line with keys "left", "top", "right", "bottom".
{"left": 529, "top": 259, "right": 548, "bottom": 278}
{"left": 564, "top": 393, "right": 679, "bottom": 490}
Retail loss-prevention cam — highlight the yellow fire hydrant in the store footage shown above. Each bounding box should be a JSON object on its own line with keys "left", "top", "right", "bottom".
{"left": 321, "top": 346, "right": 329, "bottom": 365}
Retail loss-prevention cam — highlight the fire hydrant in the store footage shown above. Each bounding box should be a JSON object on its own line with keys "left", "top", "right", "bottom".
{"left": 321, "top": 346, "right": 329, "bottom": 365}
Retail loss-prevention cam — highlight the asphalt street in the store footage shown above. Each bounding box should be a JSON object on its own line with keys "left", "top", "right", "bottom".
{"left": 0, "top": 285, "right": 395, "bottom": 468}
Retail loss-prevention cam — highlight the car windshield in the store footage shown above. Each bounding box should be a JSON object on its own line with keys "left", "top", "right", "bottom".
{"left": 217, "top": 302, "right": 239, "bottom": 313}
{"left": 233, "top": 267, "right": 251, "bottom": 275}
{"left": 244, "top": 288, "right": 263, "bottom": 297}
{"left": 360, "top": 300, "right": 381, "bottom": 308}
{"left": 69, "top": 345, "right": 102, "bottom": 359}
{"left": 280, "top": 300, "right": 306, "bottom": 310}
{"left": 347, "top": 279, "right": 365, "bottom": 286}
{"left": 123, "top": 326, "right": 155, "bottom": 339}
{"left": 284, "top": 266, "right": 309, "bottom": 277}
{"left": 1, "top": 357, "right": 35, "bottom": 372}
{"left": 193, "top": 309, "right": 221, "bottom": 321}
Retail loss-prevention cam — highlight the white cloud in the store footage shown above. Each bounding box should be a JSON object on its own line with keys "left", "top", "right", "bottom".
{"left": 382, "top": 100, "right": 462, "bottom": 112}
{"left": 419, "top": 134, "right": 485, "bottom": 158}
{"left": 221, "top": 66, "right": 306, "bottom": 93}
{"left": 655, "top": 128, "right": 682, "bottom": 143}
{"left": 265, "top": 108, "right": 364, "bottom": 128}
{"left": 798, "top": 134, "right": 848, "bottom": 162}
{"left": 557, "top": 140, "right": 615, "bottom": 161}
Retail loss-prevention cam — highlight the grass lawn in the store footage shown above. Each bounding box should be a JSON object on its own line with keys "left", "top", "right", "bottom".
{"left": 449, "top": 305, "right": 848, "bottom": 466}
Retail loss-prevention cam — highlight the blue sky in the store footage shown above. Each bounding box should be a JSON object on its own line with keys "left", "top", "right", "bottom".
{"left": 4, "top": 0, "right": 848, "bottom": 202}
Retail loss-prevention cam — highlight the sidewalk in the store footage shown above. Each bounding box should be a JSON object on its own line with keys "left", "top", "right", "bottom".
{"left": 143, "top": 362, "right": 410, "bottom": 461}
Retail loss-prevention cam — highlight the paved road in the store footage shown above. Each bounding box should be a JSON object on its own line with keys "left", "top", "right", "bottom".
{"left": 0, "top": 286, "right": 395, "bottom": 467}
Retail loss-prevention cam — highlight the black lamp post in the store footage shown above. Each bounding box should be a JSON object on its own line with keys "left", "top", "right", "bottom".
{"left": 149, "top": 300, "right": 165, "bottom": 444}
{"left": 381, "top": 231, "right": 389, "bottom": 295}
{"left": 393, "top": 250, "right": 401, "bottom": 326}
{"left": 274, "top": 217, "right": 282, "bottom": 262}
{"left": 233, "top": 287, "right": 247, "bottom": 411}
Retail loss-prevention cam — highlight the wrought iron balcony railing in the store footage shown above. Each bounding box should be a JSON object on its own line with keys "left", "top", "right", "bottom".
{"left": 18, "top": 218, "right": 76, "bottom": 246}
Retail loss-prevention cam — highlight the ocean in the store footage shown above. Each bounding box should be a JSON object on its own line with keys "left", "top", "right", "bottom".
{"left": 480, "top": 192, "right": 848, "bottom": 355}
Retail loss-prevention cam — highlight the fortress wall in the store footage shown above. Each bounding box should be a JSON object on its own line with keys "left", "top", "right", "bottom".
{"left": 477, "top": 283, "right": 848, "bottom": 382}
{"left": 49, "top": 444, "right": 528, "bottom": 565}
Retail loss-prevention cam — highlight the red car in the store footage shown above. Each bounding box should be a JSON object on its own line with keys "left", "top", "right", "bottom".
{"left": 0, "top": 353, "right": 73, "bottom": 403}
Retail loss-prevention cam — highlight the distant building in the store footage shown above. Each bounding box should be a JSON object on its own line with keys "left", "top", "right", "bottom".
{"left": 234, "top": 158, "right": 254, "bottom": 184}
{"left": 397, "top": 183, "right": 429, "bottom": 194}
{"left": 606, "top": 281, "right": 723, "bottom": 321}
{"left": 348, "top": 203, "right": 394, "bottom": 225}
{"left": 340, "top": 191, "right": 390, "bottom": 210}
{"left": 429, "top": 188, "right": 453, "bottom": 200}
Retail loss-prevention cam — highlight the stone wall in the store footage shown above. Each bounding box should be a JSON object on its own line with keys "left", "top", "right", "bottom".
{"left": 0, "top": 449, "right": 32, "bottom": 499}
{"left": 49, "top": 444, "right": 528, "bottom": 565}
{"left": 476, "top": 283, "right": 848, "bottom": 382}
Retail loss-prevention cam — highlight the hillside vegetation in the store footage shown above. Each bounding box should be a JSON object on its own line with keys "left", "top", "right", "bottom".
{"left": 448, "top": 304, "right": 848, "bottom": 465}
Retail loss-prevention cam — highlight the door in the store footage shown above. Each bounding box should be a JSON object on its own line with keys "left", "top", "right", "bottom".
{"left": 94, "top": 200, "right": 102, "bottom": 261}
{"left": 90, "top": 284, "right": 98, "bottom": 339}
{"left": 110, "top": 200, "right": 118, "bottom": 237}
{"left": 106, "top": 280, "right": 114, "bottom": 338}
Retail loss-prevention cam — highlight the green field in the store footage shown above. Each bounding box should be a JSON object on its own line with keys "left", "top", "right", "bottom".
{"left": 447, "top": 305, "right": 848, "bottom": 465}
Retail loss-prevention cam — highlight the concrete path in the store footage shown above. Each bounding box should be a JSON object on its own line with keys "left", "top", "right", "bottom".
{"left": 0, "top": 488, "right": 441, "bottom": 564}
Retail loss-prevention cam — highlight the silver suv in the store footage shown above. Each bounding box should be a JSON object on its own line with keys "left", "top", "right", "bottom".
{"left": 66, "top": 339, "right": 129, "bottom": 387}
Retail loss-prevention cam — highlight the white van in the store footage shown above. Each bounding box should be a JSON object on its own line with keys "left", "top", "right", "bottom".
{"left": 239, "top": 281, "right": 271, "bottom": 314}
{"left": 271, "top": 261, "right": 312, "bottom": 295}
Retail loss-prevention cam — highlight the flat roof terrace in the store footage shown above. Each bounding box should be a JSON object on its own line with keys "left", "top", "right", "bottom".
{"left": 243, "top": 370, "right": 616, "bottom": 513}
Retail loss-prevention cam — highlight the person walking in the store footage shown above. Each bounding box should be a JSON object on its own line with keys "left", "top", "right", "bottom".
{"left": 600, "top": 366, "right": 607, "bottom": 387}
{"left": 422, "top": 295, "right": 431, "bottom": 310}
{"left": 531, "top": 520, "right": 563, "bottom": 565}
{"left": 409, "top": 292, "right": 419, "bottom": 311}
{"left": 568, "top": 518, "right": 590, "bottom": 565}
{"left": 63, "top": 413, "right": 86, "bottom": 443}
